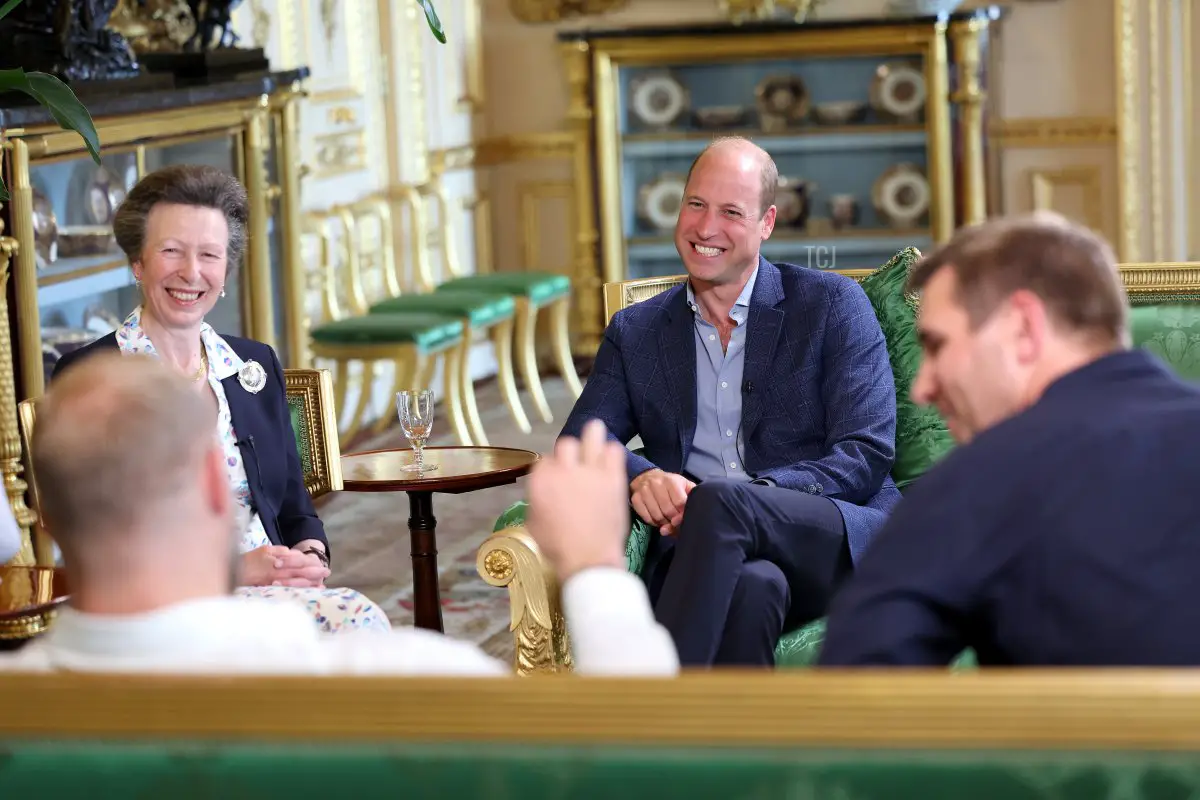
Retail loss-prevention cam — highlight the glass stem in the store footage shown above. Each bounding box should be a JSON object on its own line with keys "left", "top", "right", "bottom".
{"left": 414, "top": 444, "right": 425, "bottom": 472}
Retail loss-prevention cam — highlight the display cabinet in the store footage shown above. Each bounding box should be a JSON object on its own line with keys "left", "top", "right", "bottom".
{"left": 0, "top": 69, "right": 309, "bottom": 403}
{"left": 559, "top": 8, "right": 1002, "bottom": 351}
{"left": 0, "top": 69, "right": 309, "bottom": 565}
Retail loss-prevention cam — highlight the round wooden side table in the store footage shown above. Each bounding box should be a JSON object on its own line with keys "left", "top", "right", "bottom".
{"left": 0, "top": 566, "right": 69, "bottom": 650}
{"left": 340, "top": 445, "right": 540, "bottom": 633}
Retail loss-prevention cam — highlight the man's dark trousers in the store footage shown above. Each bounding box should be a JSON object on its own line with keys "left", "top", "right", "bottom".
{"left": 643, "top": 478, "right": 852, "bottom": 666}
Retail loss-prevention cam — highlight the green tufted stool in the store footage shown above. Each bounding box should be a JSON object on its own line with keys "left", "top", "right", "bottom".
{"left": 304, "top": 202, "right": 481, "bottom": 445}
{"left": 308, "top": 311, "right": 469, "bottom": 445}
{"left": 435, "top": 271, "right": 581, "bottom": 424}
{"left": 370, "top": 291, "right": 529, "bottom": 445}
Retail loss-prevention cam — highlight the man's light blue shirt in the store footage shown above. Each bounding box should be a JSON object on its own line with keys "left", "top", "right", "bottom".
{"left": 684, "top": 266, "right": 758, "bottom": 482}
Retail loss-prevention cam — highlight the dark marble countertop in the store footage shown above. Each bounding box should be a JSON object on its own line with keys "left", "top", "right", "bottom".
{"left": 0, "top": 67, "right": 311, "bottom": 129}
{"left": 556, "top": 5, "right": 1006, "bottom": 42}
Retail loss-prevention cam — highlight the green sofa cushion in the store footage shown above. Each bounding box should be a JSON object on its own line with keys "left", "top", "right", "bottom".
{"left": 859, "top": 247, "right": 956, "bottom": 490}
{"left": 1130, "top": 304, "right": 1200, "bottom": 381}
{"left": 438, "top": 272, "right": 571, "bottom": 305}
{"left": 370, "top": 291, "right": 516, "bottom": 328}
{"left": 287, "top": 395, "right": 313, "bottom": 477}
{"left": 774, "top": 617, "right": 978, "bottom": 670}
{"left": 5, "top": 740, "right": 1198, "bottom": 798}
{"left": 309, "top": 313, "right": 463, "bottom": 351}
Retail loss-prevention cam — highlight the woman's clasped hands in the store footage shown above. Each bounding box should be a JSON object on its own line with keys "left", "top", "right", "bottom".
{"left": 240, "top": 545, "right": 330, "bottom": 588}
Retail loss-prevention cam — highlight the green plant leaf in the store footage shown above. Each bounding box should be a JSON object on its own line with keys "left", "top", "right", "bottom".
{"left": 416, "top": 0, "right": 446, "bottom": 44}
{"left": 0, "top": 67, "right": 100, "bottom": 201}
{"left": 0, "top": 0, "right": 24, "bottom": 23}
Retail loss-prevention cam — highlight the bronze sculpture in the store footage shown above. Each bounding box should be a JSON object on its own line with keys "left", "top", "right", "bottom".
{"left": 0, "top": 0, "right": 141, "bottom": 82}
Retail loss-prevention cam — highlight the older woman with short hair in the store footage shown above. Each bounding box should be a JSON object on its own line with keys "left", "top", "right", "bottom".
{"left": 53, "top": 164, "right": 390, "bottom": 634}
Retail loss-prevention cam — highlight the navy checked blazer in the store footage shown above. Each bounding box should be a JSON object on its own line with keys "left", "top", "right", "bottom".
{"left": 53, "top": 333, "right": 329, "bottom": 554}
{"left": 562, "top": 256, "right": 902, "bottom": 563}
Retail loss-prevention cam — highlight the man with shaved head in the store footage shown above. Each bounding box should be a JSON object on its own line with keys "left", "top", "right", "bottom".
{"left": 561, "top": 136, "right": 900, "bottom": 666}
{"left": 2, "top": 353, "right": 679, "bottom": 675}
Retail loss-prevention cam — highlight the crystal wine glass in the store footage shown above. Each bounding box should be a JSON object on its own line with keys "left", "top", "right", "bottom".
{"left": 396, "top": 389, "right": 437, "bottom": 473}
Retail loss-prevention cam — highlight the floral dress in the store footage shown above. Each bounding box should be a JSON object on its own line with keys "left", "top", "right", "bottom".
{"left": 117, "top": 308, "right": 392, "bottom": 635}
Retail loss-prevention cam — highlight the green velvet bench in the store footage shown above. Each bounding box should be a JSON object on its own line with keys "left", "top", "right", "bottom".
{"left": 3, "top": 671, "right": 1200, "bottom": 798}
{"left": 477, "top": 259, "right": 1200, "bottom": 674}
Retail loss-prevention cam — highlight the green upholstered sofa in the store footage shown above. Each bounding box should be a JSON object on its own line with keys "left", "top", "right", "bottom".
{"left": 477, "top": 259, "right": 1200, "bottom": 675}
{"left": 4, "top": 671, "right": 1200, "bottom": 798}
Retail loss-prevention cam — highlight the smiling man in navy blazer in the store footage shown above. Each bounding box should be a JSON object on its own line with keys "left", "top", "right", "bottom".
{"left": 561, "top": 136, "right": 901, "bottom": 666}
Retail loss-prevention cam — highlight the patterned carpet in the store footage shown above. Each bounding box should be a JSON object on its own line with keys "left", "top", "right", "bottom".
{"left": 316, "top": 375, "right": 579, "bottom": 664}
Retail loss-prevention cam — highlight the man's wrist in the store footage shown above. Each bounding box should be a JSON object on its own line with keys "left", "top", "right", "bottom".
{"left": 630, "top": 467, "right": 662, "bottom": 491}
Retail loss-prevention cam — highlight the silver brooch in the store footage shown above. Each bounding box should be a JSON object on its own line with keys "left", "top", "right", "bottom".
{"left": 238, "top": 360, "right": 267, "bottom": 394}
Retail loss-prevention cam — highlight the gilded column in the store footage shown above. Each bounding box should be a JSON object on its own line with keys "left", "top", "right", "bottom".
{"left": 0, "top": 236, "right": 38, "bottom": 566}
{"left": 276, "top": 86, "right": 310, "bottom": 368}
{"left": 244, "top": 96, "right": 277, "bottom": 349}
{"left": 949, "top": 18, "right": 988, "bottom": 226}
{"left": 561, "top": 39, "right": 600, "bottom": 355}
{"left": 9, "top": 139, "right": 42, "bottom": 400}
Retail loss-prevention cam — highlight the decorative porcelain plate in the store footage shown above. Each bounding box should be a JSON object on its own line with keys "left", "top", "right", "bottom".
{"left": 31, "top": 187, "right": 57, "bottom": 266}
{"left": 871, "top": 61, "right": 927, "bottom": 121}
{"left": 637, "top": 173, "right": 687, "bottom": 231}
{"left": 755, "top": 74, "right": 809, "bottom": 132}
{"left": 872, "top": 164, "right": 931, "bottom": 228}
{"left": 629, "top": 71, "right": 689, "bottom": 130}
{"left": 85, "top": 165, "right": 127, "bottom": 226}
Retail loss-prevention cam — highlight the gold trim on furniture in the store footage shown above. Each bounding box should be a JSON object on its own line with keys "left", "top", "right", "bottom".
{"left": 486, "top": 261, "right": 1200, "bottom": 676}
{"left": 990, "top": 117, "right": 1118, "bottom": 147}
{"left": 949, "top": 18, "right": 986, "bottom": 225}
{"left": 14, "top": 398, "right": 43, "bottom": 565}
{"left": 586, "top": 22, "right": 970, "bottom": 352}
{"left": 283, "top": 368, "right": 344, "bottom": 499}
{"left": 9, "top": 670, "right": 1200, "bottom": 750}
{"left": 0, "top": 237, "right": 37, "bottom": 566}
{"left": 509, "top": 0, "right": 630, "bottom": 24}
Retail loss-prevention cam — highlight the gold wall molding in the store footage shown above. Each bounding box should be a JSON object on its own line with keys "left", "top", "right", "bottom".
{"left": 312, "top": 129, "right": 368, "bottom": 179}
{"left": 1028, "top": 166, "right": 1103, "bottom": 233}
{"left": 457, "top": 0, "right": 485, "bottom": 113}
{"left": 509, "top": 0, "right": 629, "bottom": 24}
{"left": 519, "top": 180, "right": 574, "bottom": 272}
{"left": 476, "top": 132, "right": 576, "bottom": 166}
{"left": 990, "top": 117, "right": 1118, "bottom": 148}
{"left": 302, "top": 0, "right": 367, "bottom": 103}
{"left": 430, "top": 132, "right": 577, "bottom": 173}
{"left": 1116, "top": 0, "right": 1142, "bottom": 262}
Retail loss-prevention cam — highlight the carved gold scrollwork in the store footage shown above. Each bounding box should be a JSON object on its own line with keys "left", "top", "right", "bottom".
{"left": 509, "top": 0, "right": 630, "bottom": 24}
{"left": 476, "top": 526, "right": 573, "bottom": 675}
{"left": 0, "top": 237, "right": 38, "bottom": 566}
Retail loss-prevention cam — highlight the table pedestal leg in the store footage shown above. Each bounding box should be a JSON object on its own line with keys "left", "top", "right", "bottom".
{"left": 407, "top": 490, "right": 443, "bottom": 632}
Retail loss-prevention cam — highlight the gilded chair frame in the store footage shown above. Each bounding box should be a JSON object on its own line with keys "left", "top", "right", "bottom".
{"left": 480, "top": 260, "right": 1200, "bottom": 675}
{"left": 303, "top": 207, "right": 471, "bottom": 446}
{"left": 14, "top": 398, "right": 47, "bottom": 563}
{"left": 390, "top": 186, "right": 530, "bottom": 444}
{"left": 424, "top": 181, "right": 584, "bottom": 426}
{"left": 283, "top": 367, "right": 344, "bottom": 500}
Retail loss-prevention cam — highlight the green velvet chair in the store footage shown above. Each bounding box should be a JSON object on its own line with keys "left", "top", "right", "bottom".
{"left": 479, "top": 257, "right": 1200, "bottom": 674}
{"left": 481, "top": 247, "right": 960, "bottom": 673}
